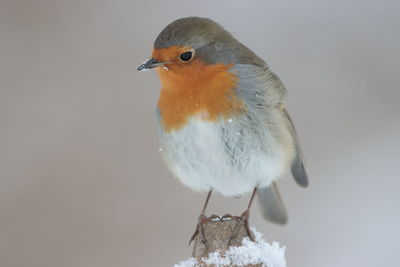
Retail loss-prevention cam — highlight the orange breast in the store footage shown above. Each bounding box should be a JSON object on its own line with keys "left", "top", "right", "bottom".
{"left": 155, "top": 55, "right": 244, "bottom": 132}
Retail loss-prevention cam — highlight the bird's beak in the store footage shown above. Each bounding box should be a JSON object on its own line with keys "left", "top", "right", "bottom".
{"left": 137, "top": 58, "right": 165, "bottom": 71}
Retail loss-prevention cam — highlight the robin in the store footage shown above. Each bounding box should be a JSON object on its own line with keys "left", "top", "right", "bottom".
{"left": 138, "top": 17, "right": 308, "bottom": 244}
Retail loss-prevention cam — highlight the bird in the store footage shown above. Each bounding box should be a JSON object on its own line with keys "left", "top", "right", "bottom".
{"left": 137, "top": 17, "right": 308, "bottom": 244}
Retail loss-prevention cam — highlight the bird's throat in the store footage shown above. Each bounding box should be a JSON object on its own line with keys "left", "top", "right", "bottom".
{"left": 156, "top": 61, "right": 244, "bottom": 132}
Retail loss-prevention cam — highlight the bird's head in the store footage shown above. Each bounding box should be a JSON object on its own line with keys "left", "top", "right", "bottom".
{"left": 138, "top": 17, "right": 265, "bottom": 76}
{"left": 137, "top": 17, "right": 265, "bottom": 131}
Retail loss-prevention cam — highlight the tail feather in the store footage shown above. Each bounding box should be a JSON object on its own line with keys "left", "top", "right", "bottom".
{"left": 257, "top": 182, "right": 287, "bottom": 225}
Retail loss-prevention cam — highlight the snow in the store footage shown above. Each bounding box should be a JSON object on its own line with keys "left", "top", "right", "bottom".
{"left": 175, "top": 257, "right": 198, "bottom": 267}
{"left": 174, "top": 227, "right": 286, "bottom": 267}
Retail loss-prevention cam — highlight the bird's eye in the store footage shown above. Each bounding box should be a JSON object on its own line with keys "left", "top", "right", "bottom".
{"left": 179, "top": 51, "right": 193, "bottom": 62}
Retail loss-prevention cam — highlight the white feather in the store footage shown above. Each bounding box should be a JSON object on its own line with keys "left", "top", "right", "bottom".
{"left": 157, "top": 115, "right": 289, "bottom": 197}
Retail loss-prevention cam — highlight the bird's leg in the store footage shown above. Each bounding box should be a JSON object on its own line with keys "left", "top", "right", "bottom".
{"left": 189, "top": 190, "right": 213, "bottom": 247}
{"left": 228, "top": 187, "right": 257, "bottom": 246}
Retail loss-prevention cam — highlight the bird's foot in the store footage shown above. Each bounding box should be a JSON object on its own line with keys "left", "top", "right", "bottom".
{"left": 189, "top": 214, "right": 220, "bottom": 247}
{"left": 227, "top": 209, "right": 255, "bottom": 247}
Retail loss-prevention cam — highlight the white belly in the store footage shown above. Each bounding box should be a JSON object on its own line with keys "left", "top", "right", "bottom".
{"left": 157, "top": 116, "right": 288, "bottom": 197}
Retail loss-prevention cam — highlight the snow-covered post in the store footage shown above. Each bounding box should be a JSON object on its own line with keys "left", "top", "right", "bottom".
{"left": 175, "top": 217, "right": 287, "bottom": 267}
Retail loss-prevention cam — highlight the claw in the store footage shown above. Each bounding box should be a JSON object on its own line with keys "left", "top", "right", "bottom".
{"left": 189, "top": 190, "right": 214, "bottom": 247}
{"left": 221, "top": 213, "right": 240, "bottom": 221}
{"left": 228, "top": 209, "right": 255, "bottom": 247}
{"left": 209, "top": 214, "right": 221, "bottom": 221}
{"left": 189, "top": 214, "right": 211, "bottom": 247}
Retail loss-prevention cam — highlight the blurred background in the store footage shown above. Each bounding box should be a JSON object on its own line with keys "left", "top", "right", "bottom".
{"left": 1, "top": 0, "right": 399, "bottom": 266}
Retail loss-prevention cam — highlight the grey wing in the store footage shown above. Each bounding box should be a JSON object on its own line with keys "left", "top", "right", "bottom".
{"left": 257, "top": 182, "right": 288, "bottom": 224}
{"left": 259, "top": 68, "right": 308, "bottom": 187}
{"left": 283, "top": 108, "right": 309, "bottom": 187}
{"left": 257, "top": 108, "right": 308, "bottom": 224}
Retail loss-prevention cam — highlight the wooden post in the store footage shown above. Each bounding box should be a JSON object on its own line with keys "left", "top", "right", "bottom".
{"left": 191, "top": 216, "right": 262, "bottom": 267}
